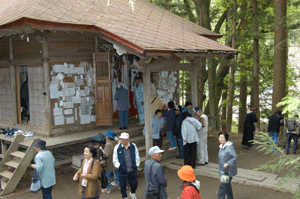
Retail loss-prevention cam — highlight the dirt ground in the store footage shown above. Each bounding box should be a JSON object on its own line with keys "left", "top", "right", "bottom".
{"left": 2, "top": 131, "right": 297, "bottom": 199}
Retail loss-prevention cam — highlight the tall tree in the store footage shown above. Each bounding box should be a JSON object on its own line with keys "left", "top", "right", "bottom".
{"left": 251, "top": 0, "right": 260, "bottom": 130}
{"left": 226, "top": 0, "right": 237, "bottom": 133}
{"left": 272, "top": 0, "right": 287, "bottom": 113}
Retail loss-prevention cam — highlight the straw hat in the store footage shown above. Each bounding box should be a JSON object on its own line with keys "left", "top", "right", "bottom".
{"left": 177, "top": 165, "right": 196, "bottom": 182}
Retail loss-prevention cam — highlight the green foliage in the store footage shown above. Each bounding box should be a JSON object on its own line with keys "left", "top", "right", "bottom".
{"left": 252, "top": 132, "right": 300, "bottom": 198}
{"left": 276, "top": 95, "right": 300, "bottom": 118}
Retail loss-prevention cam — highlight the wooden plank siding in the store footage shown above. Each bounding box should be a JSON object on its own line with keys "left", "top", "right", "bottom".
{"left": 0, "top": 67, "right": 14, "bottom": 124}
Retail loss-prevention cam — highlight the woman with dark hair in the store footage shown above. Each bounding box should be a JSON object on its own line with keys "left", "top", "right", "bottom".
{"left": 242, "top": 106, "right": 258, "bottom": 149}
{"left": 163, "top": 101, "right": 177, "bottom": 151}
{"left": 268, "top": 110, "right": 284, "bottom": 150}
{"left": 218, "top": 131, "right": 237, "bottom": 199}
{"left": 73, "top": 145, "right": 101, "bottom": 199}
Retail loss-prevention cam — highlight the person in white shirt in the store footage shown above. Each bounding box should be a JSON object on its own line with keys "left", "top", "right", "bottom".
{"left": 194, "top": 107, "right": 209, "bottom": 166}
{"left": 181, "top": 112, "right": 202, "bottom": 168}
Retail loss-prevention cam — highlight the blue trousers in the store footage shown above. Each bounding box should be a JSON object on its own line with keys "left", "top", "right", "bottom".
{"left": 41, "top": 186, "right": 53, "bottom": 199}
{"left": 113, "top": 169, "right": 120, "bottom": 186}
{"left": 168, "top": 131, "right": 177, "bottom": 148}
{"left": 177, "top": 138, "right": 184, "bottom": 157}
{"left": 217, "top": 177, "right": 233, "bottom": 199}
{"left": 119, "top": 110, "right": 129, "bottom": 128}
{"left": 286, "top": 133, "right": 299, "bottom": 153}
{"left": 136, "top": 101, "right": 144, "bottom": 124}
{"left": 119, "top": 171, "right": 138, "bottom": 198}
{"left": 269, "top": 131, "right": 279, "bottom": 150}
{"left": 106, "top": 169, "right": 120, "bottom": 190}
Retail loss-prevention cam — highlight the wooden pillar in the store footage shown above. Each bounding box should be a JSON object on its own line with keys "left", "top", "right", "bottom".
{"left": 191, "top": 63, "right": 198, "bottom": 108}
{"left": 95, "top": 36, "right": 99, "bottom": 53}
{"left": 9, "top": 37, "right": 18, "bottom": 125}
{"left": 43, "top": 36, "right": 51, "bottom": 136}
{"left": 143, "top": 63, "right": 153, "bottom": 158}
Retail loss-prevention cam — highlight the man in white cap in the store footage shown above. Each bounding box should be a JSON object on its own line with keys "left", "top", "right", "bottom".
{"left": 144, "top": 146, "right": 168, "bottom": 199}
{"left": 194, "top": 107, "right": 209, "bottom": 166}
{"left": 113, "top": 132, "right": 140, "bottom": 199}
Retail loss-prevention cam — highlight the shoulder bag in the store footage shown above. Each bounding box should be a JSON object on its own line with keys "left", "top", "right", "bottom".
{"left": 91, "top": 159, "right": 108, "bottom": 189}
{"left": 30, "top": 169, "right": 41, "bottom": 193}
{"left": 146, "top": 162, "right": 161, "bottom": 199}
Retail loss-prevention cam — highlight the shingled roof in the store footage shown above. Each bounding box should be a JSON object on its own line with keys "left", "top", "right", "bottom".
{"left": 0, "top": 0, "right": 238, "bottom": 56}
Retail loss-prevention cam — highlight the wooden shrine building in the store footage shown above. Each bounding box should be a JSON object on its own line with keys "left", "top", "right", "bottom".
{"left": 0, "top": 0, "right": 238, "bottom": 150}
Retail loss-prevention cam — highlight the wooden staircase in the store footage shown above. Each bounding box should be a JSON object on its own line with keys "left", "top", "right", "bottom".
{"left": 0, "top": 134, "right": 37, "bottom": 196}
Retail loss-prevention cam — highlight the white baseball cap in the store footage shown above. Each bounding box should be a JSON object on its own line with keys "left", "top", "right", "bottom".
{"left": 119, "top": 132, "right": 130, "bottom": 139}
{"left": 149, "top": 146, "right": 165, "bottom": 156}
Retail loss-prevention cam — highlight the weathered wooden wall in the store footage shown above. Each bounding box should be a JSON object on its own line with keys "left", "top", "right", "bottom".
{"left": 0, "top": 67, "right": 14, "bottom": 124}
{"left": 28, "top": 66, "right": 47, "bottom": 128}
{"left": 0, "top": 30, "right": 113, "bottom": 136}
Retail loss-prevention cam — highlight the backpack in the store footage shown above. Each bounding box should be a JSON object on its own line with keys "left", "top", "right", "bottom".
{"left": 92, "top": 159, "right": 108, "bottom": 189}
{"left": 287, "top": 119, "right": 297, "bottom": 132}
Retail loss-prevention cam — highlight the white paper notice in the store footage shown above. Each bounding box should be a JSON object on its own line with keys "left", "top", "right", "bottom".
{"left": 76, "top": 67, "right": 85, "bottom": 74}
{"left": 54, "top": 115, "right": 64, "bottom": 125}
{"left": 91, "top": 115, "right": 96, "bottom": 122}
{"left": 68, "top": 88, "right": 76, "bottom": 96}
{"left": 64, "top": 101, "right": 73, "bottom": 108}
{"left": 72, "top": 96, "right": 81, "bottom": 103}
{"left": 66, "top": 117, "right": 74, "bottom": 124}
{"left": 52, "top": 65, "right": 64, "bottom": 73}
{"left": 80, "top": 115, "right": 91, "bottom": 124}
{"left": 75, "top": 108, "right": 78, "bottom": 120}
{"left": 64, "top": 109, "right": 73, "bottom": 115}
{"left": 53, "top": 108, "right": 62, "bottom": 116}
{"left": 50, "top": 84, "right": 59, "bottom": 99}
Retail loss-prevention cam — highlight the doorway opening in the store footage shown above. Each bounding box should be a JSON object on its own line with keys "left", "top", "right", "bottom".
{"left": 17, "top": 66, "right": 30, "bottom": 124}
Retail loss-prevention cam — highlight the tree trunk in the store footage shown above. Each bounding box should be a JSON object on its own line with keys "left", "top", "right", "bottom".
{"left": 226, "top": 0, "right": 237, "bottom": 133}
{"left": 252, "top": 0, "right": 260, "bottom": 131}
{"left": 198, "top": 58, "right": 207, "bottom": 110}
{"left": 272, "top": 0, "right": 287, "bottom": 112}
{"left": 238, "top": 2, "right": 249, "bottom": 134}
{"left": 208, "top": 58, "right": 217, "bottom": 132}
{"left": 221, "top": 83, "right": 227, "bottom": 131}
{"left": 273, "top": 0, "right": 287, "bottom": 140}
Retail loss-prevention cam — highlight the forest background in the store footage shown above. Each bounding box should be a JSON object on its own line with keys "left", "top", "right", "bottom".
{"left": 149, "top": 0, "right": 300, "bottom": 134}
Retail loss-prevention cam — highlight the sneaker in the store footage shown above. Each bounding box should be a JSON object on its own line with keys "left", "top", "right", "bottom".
{"left": 137, "top": 123, "right": 144, "bottom": 126}
{"left": 101, "top": 188, "right": 108, "bottom": 193}
{"left": 168, "top": 147, "right": 176, "bottom": 151}
{"left": 129, "top": 192, "right": 137, "bottom": 199}
{"left": 111, "top": 181, "right": 120, "bottom": 187}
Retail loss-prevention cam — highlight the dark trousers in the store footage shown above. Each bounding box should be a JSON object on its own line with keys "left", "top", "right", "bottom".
{"left": 119, "top": 170, "right": 138, "bottom": 198}
{"left": 286, "top": 133, "right": 299, "bottom": 153}
{"left": 177, "top": 138, "right": 184, "bottom": 158}
{"left": 184, "top": 142, "right": 197, "bottom": 168}
{"left": 81, "top": 186, "right": 99, "bottom": 199}
{"left": 217, "top": 177, "right": 233, "bottom": 199}
{"left": 153, "top": 137, "right": 163, "bottom": 148}
{"left": 41, "top": 186, "right": 53, "bottom": 199}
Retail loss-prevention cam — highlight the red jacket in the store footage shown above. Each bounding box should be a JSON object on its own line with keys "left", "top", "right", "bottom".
{"left": 180, "top": 184, "right": 202, "bottom": 199}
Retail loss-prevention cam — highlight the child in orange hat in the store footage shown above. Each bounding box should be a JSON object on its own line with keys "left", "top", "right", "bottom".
{"left": 178, "top": 165, "right": 202, "bottom": 199}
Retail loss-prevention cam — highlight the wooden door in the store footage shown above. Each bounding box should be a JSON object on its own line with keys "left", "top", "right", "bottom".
{"left": 93, "top": 52, "right": 113, "bottom": 126}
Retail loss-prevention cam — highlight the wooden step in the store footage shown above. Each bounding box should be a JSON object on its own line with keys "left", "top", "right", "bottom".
{"left": 0, "top": 170, "right": 13, "bottom": 179}
{"left": 1, "top": 180, "right": 7, "bottom": 190}
{"left": 4, "top": 160, "right": 19, "bottom": 168}
{"left": 10, "top": 151, "right": 25, "bottom": 159}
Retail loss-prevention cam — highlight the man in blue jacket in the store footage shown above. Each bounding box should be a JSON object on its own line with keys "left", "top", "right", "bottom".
{"left": 113, "top": 133, "right": 140, "bottom": 199}
{"left": 31, "top": 139, "right": 56, "bottom": 199}
{"left": 114, "top": 83, "right": 130, "bottom": 129}
{"left": 144, "top": 146, "right": 168, "bottom": 199}
{"left": 163, "top": 101, "right": 176, "bottom": 151}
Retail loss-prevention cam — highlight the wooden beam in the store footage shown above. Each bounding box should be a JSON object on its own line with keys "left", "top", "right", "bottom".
{"left": 43, "top": 36, "right": 52, "bottom": 136}
{"left": 143, "top": 63, "right": 153, "bottom": 159}
{"left": 190, "top": 63, "right": 199, "bottom": 108}
{"left": 95, "top": 35, "right": 99, "bottom": 52}
{"left": 139, "top": 59, "right": 194, "bottom": 72}
{"left": 9, "top": 37, "right": 18, "bottom": 125}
